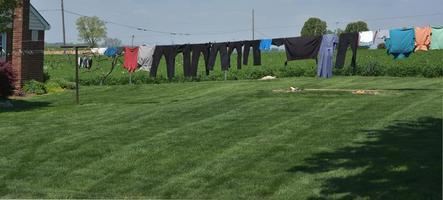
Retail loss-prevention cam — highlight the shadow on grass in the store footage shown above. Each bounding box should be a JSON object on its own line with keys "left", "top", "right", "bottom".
{"left": 288, "top": 117, "right": 442, "bottom": 200}
{"left": 0, "top": 99, "right": 51, "bottom": 113}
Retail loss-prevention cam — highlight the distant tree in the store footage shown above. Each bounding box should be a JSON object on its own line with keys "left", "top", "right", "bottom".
{"left": 301, "top": 18, "right": 327, "bottom": 37}
{"left": 103, "top": 38, "right": 122, "bottom": 47}
{"left": 76, "top": 16, "right": 107, "bottom": 47}
{"left": 345, "top": 21, "right": 369, "bottom": 33}
{"left": 0, "top": 0, "right": 20, "bottom": 32}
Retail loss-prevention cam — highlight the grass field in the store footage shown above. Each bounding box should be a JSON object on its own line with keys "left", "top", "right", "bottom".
{"left": 44, "top": 49, "right": 443, "bottom": 86}
{"left": 1, "top": 76, "right": 441, "bottom": 199}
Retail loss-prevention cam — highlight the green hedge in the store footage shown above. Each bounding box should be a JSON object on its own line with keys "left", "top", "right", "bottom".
{"left": 44, "top": 49, "right": 443, "bottom": 86}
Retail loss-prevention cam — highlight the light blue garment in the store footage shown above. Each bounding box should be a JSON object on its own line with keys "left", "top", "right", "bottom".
{"left": 259, "top": 39, "right": 272, "bottom": 51}
{"left": 386, "top": 28, "right": 415, "bottom": 59}
{"left": 317, "top": 34, "right": 338, "bottom": 78}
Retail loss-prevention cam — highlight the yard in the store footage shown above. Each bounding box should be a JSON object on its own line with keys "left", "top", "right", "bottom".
{"left": 0, "top": 76, "right": 441, "bottom": 199}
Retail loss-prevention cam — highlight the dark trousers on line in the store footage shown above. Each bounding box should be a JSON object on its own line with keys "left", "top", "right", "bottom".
{"left": 180, "top": 45, "right": 192, "bottom": 77}
{"left": 208, "top": 43, "right": 230, "bottom": 71}
{"left": 335, "top": 32, "right": 359, "bottom": 71}
{"left": 243, "top": 40, "right": 261, "bottom": 66}
{"left": 150, "top": 45, "right": 178, "bottom": 79}
{"left": 190, "top": 44, "right": 211, "bottom": 76}
{"left": 228, "top": 41, "right": 243, "bottom": 69}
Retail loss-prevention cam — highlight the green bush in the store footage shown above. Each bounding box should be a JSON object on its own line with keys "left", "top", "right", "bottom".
{"left": 49, "top": 78, "right": 76, "bottom": 89}
{"left": 23, "top": 80, "right": 47, "bottom": 95}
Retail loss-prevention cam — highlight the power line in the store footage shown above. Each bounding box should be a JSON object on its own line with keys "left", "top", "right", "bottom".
{"left": 38, "top": 8, "right": 443, "bottom": 37}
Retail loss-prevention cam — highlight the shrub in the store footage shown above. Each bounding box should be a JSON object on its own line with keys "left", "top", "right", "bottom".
{"left": 49, "top": 78, "right": 76, "bottom": 89}
{"left": 0, "top": 61, "right": 16, "bottom": 99}
{"left": 377, "top": 43, "right": 386, "bottom": 49}
{"left": 23, "top": 80, "right": 47, "bottom": 95}
{"left": 359, "top": 60, "right": 384, "bottom": 76}
{"left": 45, "top": 82, "right": 63, "bottom": 93}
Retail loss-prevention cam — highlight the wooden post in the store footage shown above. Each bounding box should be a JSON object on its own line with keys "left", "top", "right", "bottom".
{"left": 75, "top": 47, "right": 79, "bottom": 104}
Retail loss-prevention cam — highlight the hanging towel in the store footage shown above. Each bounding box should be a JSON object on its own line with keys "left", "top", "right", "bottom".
{"left": 415, "top": 27, "right": 432, "bottom": 51}
{"left": 370, "top": 30, "right": 390, "bottom": 49}
{"left": 430, "top": 27, "right": 443, "bottom": 50}
{"left": 259, "top": 39, "right": 272, "bottom": 51}
{"left": 137, "top": 45, "right": 156, "bottom": 72}
{"left": 104, "top": 47, "right": 118, "bottom": 57}
{"left": 318, "top": 34, "right": 339, "bottom": 78}
{"left": 359, "top": 31, "right": 375, "bottom": 47}
{"left": 386, "top": 28, "right": 415, "bottom": 59}
{"left": 123, "top": 47, "right": 139, "bottom": 72}
{"left": 91, "top": 48, "right": 107, "bottom": 55}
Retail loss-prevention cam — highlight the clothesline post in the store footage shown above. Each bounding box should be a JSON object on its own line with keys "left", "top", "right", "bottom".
{"left": 60, "top": 45, "right": 89, "bottom": 105}
{"left": 129, "top": 72, "right": 132, "bottom": 85}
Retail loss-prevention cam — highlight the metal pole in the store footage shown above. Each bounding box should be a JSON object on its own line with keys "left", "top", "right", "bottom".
{"left": 252, "top": 9, "right": 255, "bottom": 40}
{"left": 61, "top": 0, "right": 66, "bottom": 54}
{"left": 75, "top": 47, "right": 79, "bottom": 104}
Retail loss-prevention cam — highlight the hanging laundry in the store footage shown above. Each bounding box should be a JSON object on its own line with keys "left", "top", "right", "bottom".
{"left": 208, "top": 43, "right": 230, "bottom": 71}
{"left": 104, "top": 47, "right": 118, "bottom": 57}
{"left": 137, "top": 45, "right": 156, "bottom": 72}
{"left": 318, "top": 34, "right": 339, "bottom": 78}
{"left": 359, "top": 31, "right": 375, "bottom": 47}
{"left": 273, "top": 36, "right": 322, "bottom": 63}
{"left": 336, "top": 32, "right": 359, "bottom": 70}
{"left": 228, "top": 41, "right": 243, "bottom": 69}
{"left": 259, "top": 39, "right": 272, "bottom": 51}
{"left": 179, "top": 44, "right": 192, "bottom": 77}
{"left": 91, "top": 48, "right": 107, "bottom": 55}
{"left": 415, "top": 27, "right": 432, "bottom": 51}
{"left": 243, "top": 40, "right": 261, "bottom": 66}
{"left": 190, "top": 43, "right": 211, "bottom": 76}
{"left": 150, "top": 45, "right": 179, "bottom": 79}
{"left": 370, "top": 30, "right": 390, "bottom": 49}
{"left": 123, "top": 47, "right": 139, "bottom": 72}
{"left": 385, "top": 28, "right": 415, "bottom": 59}
{"left": 430, "top": 27, "right": 443, "bottom": 50}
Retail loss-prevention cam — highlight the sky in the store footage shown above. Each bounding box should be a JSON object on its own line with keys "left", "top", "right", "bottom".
{"left": 31, "top": 0, "right": 443, "bottom": 46}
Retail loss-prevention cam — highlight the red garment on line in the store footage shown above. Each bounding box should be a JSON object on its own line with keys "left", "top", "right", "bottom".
{"left": 124, "top": 47, "right": 139, "bottom": 72}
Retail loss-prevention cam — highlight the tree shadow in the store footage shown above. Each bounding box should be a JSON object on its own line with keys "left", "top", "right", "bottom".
{"left": 0, "top": 99, "right": 51, "bottom": 113}
{"left": 288, "top": 117, "right": 442, "bottom": 200}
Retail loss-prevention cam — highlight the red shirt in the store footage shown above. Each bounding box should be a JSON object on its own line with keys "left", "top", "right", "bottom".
{"left": 124, "top": 47, "right": 139, "bottom": 72}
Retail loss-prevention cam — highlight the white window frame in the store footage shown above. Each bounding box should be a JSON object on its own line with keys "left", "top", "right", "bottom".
{"left": 0, "top": 32, "right": 6, "bottom": 61}
{"left": 31, "top": 30, "right": 39, "bottom": 42}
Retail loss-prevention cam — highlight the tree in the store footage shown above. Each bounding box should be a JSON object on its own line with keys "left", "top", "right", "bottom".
{"left": 301, "top": 18, "right": 327, "bottom": 37}
{"left": 345, "top": 21, "right": 369, "bottom": 33}
{"left": 76, "top": 16, "right": 107, "bottom": 47}
{"left": 0, "top": 0, "right": 20, "bottom": 32}
{"left": 103, "top": 38, "right": 122, "bottom": 47}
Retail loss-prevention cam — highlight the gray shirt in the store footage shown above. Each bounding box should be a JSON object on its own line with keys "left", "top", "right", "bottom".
{"left": 137, "top": 45, "right": 156, "bottom": 71}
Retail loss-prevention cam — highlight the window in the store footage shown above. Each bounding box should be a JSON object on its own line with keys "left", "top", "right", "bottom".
{"left": 0, "top": 33, "right": 6, "bottom": 61}
{"left": 31, "top": 30, "right": 39, "bottom": 41}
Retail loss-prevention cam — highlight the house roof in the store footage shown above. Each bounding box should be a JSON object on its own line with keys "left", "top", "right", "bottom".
{"left": 30, "top": 4, "right": 51, "bottom": 30}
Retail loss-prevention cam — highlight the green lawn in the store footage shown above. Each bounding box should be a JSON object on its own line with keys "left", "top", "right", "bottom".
{"left": 1, "top": 76, "right": 442, "bottom": 199}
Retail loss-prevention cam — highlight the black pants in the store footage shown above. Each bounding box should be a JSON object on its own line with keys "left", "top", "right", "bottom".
{"left": 228, "top": 41, "right": 243, "bottom": 69}
{"left": 335, "top": 32, "right": 358, "bottom": 71}
{"left": 243, "top": 40, "right": 261, "bottom": 66}
{"left": 179, "top": 45, "right": 192, "bottom": 77}
{"left": 150, "top": 45, "right": 178, "bottom": 79}
{"left": 208, "top": 43, "right": 230, "bottom": 71}
{"left": 190, "top": 44, "right": 211, "bottom": 76}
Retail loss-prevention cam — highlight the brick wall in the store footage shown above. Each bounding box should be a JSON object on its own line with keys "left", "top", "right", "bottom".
{"left": 11, "top": 0, "right": 45, "bottom": 88}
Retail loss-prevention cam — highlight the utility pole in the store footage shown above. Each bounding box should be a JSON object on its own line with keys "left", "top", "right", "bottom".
{"left": 61, "top": 0, "right": 66, "bottom": 54}
{"left": 252, "top": 9, "right": 255, "bottom": 40}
